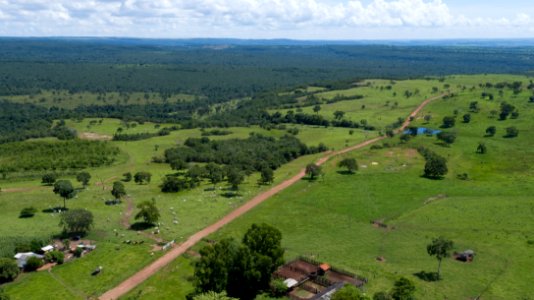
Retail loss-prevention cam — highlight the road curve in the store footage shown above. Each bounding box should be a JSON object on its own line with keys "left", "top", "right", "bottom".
{"left": 99, "top": 93, "right": 445, "bottom": 300}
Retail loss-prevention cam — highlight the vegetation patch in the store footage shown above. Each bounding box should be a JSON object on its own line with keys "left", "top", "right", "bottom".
{"left": 0, "top": 140, "right": 120, "bottom": 175}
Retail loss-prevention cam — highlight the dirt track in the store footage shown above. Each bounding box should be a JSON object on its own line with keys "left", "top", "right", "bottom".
{"left": 99, "top": 93, "right": 445, "bottom": 300}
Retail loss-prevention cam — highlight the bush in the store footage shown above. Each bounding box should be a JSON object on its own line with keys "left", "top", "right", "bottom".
{"left": 44, "top": 251, "right": 64, "bottom": 264}
{"left": 0, "top": 258, "right": 19, "bottom": 283}
{"left": 505, "top": 127, "right": 519, "bottom": 138}
{"left": 41, "top": 173, "right": 57, "bottom": 185}
{"left": 24, "top": 256, "right": 43, "bottom": 272}
{"left": 442, "top": 116, "right": 455, "bottom": 128}
{"left": 19, "top": 207, "right": 37, "bottom": 218}
{"left": 73, "top": 247, "right": 83, "bottom": 258}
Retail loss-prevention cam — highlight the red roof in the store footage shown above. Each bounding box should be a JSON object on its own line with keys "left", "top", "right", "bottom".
{"left": 319, "top": 263, "right": 331, "bottom": 271}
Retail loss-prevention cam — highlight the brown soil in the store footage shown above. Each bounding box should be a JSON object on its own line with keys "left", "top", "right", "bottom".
{"left": 79, "top": 132, "right": 112, "bottom": 141}
{"left": 98, "top": 93, "right": 447, "bottom": 300}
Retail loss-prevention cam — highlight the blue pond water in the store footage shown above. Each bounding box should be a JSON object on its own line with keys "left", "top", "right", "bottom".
{"left": 403, "top": 127, "right": 441, "bottom": 135}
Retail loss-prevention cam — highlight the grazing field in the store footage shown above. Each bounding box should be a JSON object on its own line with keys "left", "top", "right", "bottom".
{"left": 123, "top": 74, "right": 534, "bottom": 300}
{"left": 0, "top": 74, "right": 532, "bottom": 299}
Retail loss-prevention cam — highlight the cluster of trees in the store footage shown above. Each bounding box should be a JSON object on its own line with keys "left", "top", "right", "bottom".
{"left": 498, "top": 102, "right": 518, "bottom": 120}
{"left": 267, "top": 111, "right": 376, "bottom": 130}
{"left": 418, "top": 147, "right": 448, "bottom": 179}
{"left": 193, "top": 223, "right": 284, "bottom": 299}
{"left": 0, "top": 140, "right": 119, "bottom": 175}
{"left": 164, "top": 134, "right": 327, "bottom": 174}
{"left": 112, "top": 126, "right": 178, "bottom": 141}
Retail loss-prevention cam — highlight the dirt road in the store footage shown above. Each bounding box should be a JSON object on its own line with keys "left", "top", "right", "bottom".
{"left": 99, "top": 93, "right": 445, "bottom": 300}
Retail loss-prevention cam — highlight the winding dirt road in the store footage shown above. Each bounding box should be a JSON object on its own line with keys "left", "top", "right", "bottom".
{"left": 99, "top": 93, "right": 445, "bottom": 300}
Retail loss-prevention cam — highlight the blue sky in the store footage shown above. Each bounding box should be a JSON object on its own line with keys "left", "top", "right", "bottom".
{"left": 0, "top": 0, "right": 533, "bottom": 39}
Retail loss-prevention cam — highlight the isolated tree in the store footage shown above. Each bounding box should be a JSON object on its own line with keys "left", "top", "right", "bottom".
{"left": 476, "top": 143, "right": 487, "bottom": 154}
{"left": 390, "top": 277, "right": 416, "bottom": 300}
{"left": 427, "top": 236, "right": 454, "bottom": 280}
{"left": 423, "top": 114, "right": 432, "bottom": 123}
{"left": 260, "top": 167, "right": 274, "bottom": 185}
{"left": 111, "top": 181, "right": 126, "bottom": 199}
{"left": 462, "top": 113, "right": 471, "bottom": 123}
{"left": 505, "top": 126, "right": 519, "bottom": 138}
{"left": 442, "top": 116, "right": 455, "bottom": 128}
{"left": 76, "top": 171, "right": 91, "bottom": 187}
{"left": 424, "top": 156, "right": 448, "bottom": 179}
{"left": 333, "top": 110, "right": 345, "bottom": 120}
{"left": 338, "top": 158, "right": 358, "bottom": 174}
{"left": 134, "top": 171, "right": 152, "bottom": 184}
{"left": 485, "top": 126, "right": 496, "bottom": 137}
{"left": 59, "top": 209, "right": 94, "bottom": 235}
{"left": 436, "top": 132, "right": 457, "bottom": 145}
{"left": 226, "top": 168, "right": 244, "bottom": 190}
{"left": 313, "top": 104, "right": 321, "bottom": 114}
{"left": 135, "top": 199, "right": 160, "bottom": 225}
{"left": 0, "top": 258, "right": 19, "bottom": 283}
{"left": 332, "top": 284, "right": 369, "bottom": 300}
{"left": 305, "top": 163, "right": 322, "bottom": 180}
{"left": 53, "top": 180, "right": 76, "bottom": 209}
{"left": 499, "top": 102, "right": 516, "bottom": 120}
{"left": 41, "top": 173, "right": 57, "bottom": 185}
{"left": 122, "top": 172, "right": 132, "bottom": 182}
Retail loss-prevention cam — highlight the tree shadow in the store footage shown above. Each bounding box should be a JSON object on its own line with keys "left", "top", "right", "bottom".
{"left": 204, "top": 187, "right": 216, "bottom": 192}
{"left": 414, "top": 271, "right": 440, "bottom": 282}
{"left": 336, "top": 170, "right": 355, "bottom": 175}
{"left": 221, "top": 191, "right": 240, "bottom": 198}
{"left": 130, "top": 222, "right": 155, "bottom": 231}
{"left": 42, "top": 207, "right": 68, "bottom": 213}
{"left": 420, "top": 175, "right": 445, "bottom": 180}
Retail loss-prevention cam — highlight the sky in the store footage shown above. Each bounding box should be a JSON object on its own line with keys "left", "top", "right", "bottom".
{"left": 0, "top": 0, "right": 533, "bottom": 40}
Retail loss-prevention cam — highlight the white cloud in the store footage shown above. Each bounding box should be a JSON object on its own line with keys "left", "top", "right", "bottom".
{"left": 0, "top": 0, "right": 532, "bottom": 38}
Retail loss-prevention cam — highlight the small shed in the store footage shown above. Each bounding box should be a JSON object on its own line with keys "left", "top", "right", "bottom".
{"left": 41, "top": 245, "right": 54, "bottom": 253}
{"left": 283, "top": 278, "right": 299, "bottom": 289}
{"left": 318, "top": 263, "right": 331, "bottom": 275}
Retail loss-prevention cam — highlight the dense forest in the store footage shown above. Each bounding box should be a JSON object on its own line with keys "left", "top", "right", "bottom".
{"left": 2, "top": 38, "right": 534, "bottom": 144}
{"left": 1, "top": 38, "right": 534, "bottom": 97}
{"left": 163, "top": 134, "right": 327, "bottom": 173}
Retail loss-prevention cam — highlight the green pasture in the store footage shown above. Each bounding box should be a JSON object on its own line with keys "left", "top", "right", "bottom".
{"left": 125, "top": 74, "right": 534, "bottom": 299}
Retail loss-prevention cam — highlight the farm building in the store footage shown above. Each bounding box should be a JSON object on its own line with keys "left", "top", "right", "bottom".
{"left": 14, "top": 252, "right": 44, "bottom": 269}
{"left": 41, "top": 245, "right": 54, "bottom": 253}
{"left": 274, "top": 258, "right": 366, "bottom": 300}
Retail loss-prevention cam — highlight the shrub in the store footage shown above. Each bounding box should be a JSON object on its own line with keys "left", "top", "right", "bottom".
{"left": 24, "top": 256, "right": 43, "bottom": 272}
{"left": 19, "top": 207, "right": 37, "bottom": 218}
{"left": 505, "top": 127, "right": 519, "bottom": 138}
{"left": 442, "top": 116, "right": 455, "bottom": 128}
{"left": 41, "top": 173, "right": 57, "bottom": 185}
{"left": 73, "top": 247, "right": 83, "bottom": 258}
{"left": 44, "top": 251, "right": 64, "bottom": 264}
{"left": 0, "top": 258, "right": 19, "bottom": 283}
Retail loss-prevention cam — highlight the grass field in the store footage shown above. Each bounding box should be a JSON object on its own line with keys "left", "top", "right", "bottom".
{"left": 1, "top": 74, "right": 533, "bottom": 299}
{"left": 124, "top": 74, "right": 534, "bottom": 300}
